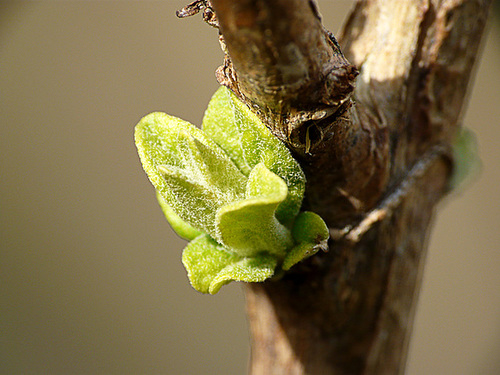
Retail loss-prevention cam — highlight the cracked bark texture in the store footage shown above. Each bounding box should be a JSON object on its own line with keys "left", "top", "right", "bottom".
{"left": 191, "top": 0, "right": 492, "bottom": 374}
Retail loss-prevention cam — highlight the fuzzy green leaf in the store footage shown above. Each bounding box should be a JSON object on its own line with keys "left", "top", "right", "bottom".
{"left": 210, "top": 254, "right": 277, "bottom": 294}
{"left": 181, "top": 234, "right": 240, "bottom": 294}
{"left": 202, "top": 87, "right": 305, "bottom": 227}
{"left": 291, "top": 211, "right": 330, "bottom": 244}
{"left": 135, "top": 112, "right": 247, "bottom": 239}
{"left": 156, "top": 192, "right": 202, "bottom": 241}
{"left": 216, "top": 163, "right": 293, "bottom": 257}
{"left": 181, "top": 234, "right": 276, "bottom": 294}
{"left": 135, "top": 90, "right": 330, "bottom": 294}
{"left": 282, "top": 211, "right": 329, "bottom": 271}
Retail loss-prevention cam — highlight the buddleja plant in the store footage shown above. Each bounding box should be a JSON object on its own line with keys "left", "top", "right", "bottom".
{"left": 135, "top": 86, "right": 329, "bottom": 294}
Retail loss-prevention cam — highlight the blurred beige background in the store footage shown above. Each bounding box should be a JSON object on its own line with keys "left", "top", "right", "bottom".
{"left": 1, "top": 1, "right": 499, "bottom": 374}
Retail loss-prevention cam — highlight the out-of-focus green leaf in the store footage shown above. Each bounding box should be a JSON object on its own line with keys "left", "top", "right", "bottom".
{"left": 450, "top": 128, "right": 481, "bottom": 191}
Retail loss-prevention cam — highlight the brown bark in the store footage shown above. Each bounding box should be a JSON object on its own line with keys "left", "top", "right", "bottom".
{"left": 181, "top": 0, "right": 492, "bottom": 373}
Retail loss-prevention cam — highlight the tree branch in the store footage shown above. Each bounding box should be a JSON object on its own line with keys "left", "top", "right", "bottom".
{"left": 182, "top": 0, "right": 492, "bottom": 373}
{"left": 212, "top": 0, "right": 355, "bottom": 141}
{"left": 340, "top": 0, "right": 491, "bottom": 175}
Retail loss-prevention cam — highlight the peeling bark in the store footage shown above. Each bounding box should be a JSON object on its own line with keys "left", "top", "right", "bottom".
{"left": 179, "top": 0, "right": 492, "bottom": 373}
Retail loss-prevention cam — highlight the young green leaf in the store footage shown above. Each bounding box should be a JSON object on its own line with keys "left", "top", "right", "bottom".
{"left": 135, "top": 89, "right": 330, "bottom": 294}
{"left": 209, "top": 254, "right": 277, "bottom": 294}
{"left": 135, "top": 112, "right": 247, "bottom": 239}
{"left": 282, "top": 211, "right": 329, "bottom": 270}
{"left": 202, "top": 87, "right": 305, "bottom": 227}
{"left": 156, "top": 192, "right": 202, "bottom": 241}
{"left": 216, "top": 163, "right": 293, "bottom": 257}
{"left": 291, "top": 211, "right": 330, "bottom": 244}
{"left": 181, "top": 234, "right": 276, "bottom": 294}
